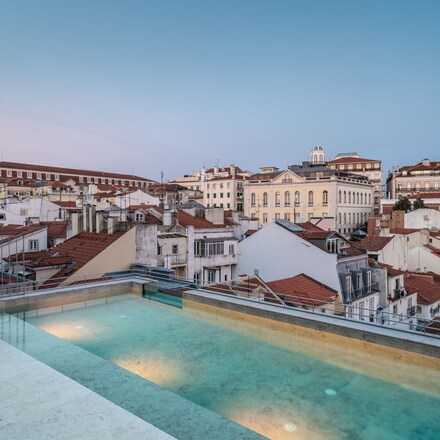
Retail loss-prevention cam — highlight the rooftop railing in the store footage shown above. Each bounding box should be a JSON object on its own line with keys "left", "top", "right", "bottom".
{"left": 1, "top": 266, "right": 439, "bottom": 339}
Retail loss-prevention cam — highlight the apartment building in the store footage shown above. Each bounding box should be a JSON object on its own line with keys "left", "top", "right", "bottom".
{"left": 0, "top": 161, "right": 155, "bottom": 191}
{"left": 244, "top": 161, "right": 374, "bottom": 234}
{"left": 173, "top": 165, "right": 251, "bottom": 212}
{"left": 328, "top": 153, "right": 382, "bottom": 213}
{"left": 386, "top": 158, "right": 440, "bottom": 199}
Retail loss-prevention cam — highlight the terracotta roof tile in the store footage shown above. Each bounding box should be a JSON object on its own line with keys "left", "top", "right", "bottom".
{"left": 40, "top": 221, "right": 69, "bottom": 238}
{"left": 355, "top": 236, "right": 394, "bottom": 252}
{"left": 404, "top": 275, "right": 440, "bottom": 305}
{"left": 266, "top": 273, "right": 337, "bottom": 306}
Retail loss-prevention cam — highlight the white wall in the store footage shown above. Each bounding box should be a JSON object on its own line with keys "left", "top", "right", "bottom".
{"left": 0, "top": 198, "right": 61, "bottom": 225}
{"left": 405, "top": 209, "right": 440, "bottom": 230}
{"left": 114, "top": 190, "right": 159, "bottom": 208}
{"left": 409, "top": 245, "right": 440, "bottom": 274}
{"left": 234, "top": 222, "right": 340, "bottom": 290}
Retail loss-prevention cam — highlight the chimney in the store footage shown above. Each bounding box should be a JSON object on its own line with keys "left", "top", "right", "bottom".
{"left": 71, "top": 212, "right": 81, "bottom": 236}
{"left": 205, "top": 207, "right": 224, "bottom": 225}
{"left": 107, "top": 217, "right": 118, "bottom": 234}
{"left": 88, "top": 205, "right": 96, "bottom": 233}
{"left": 95, "top": 212, "right": 105, "bottom": 233}
{"left": 163, "top": 208, "right": 177, "bottom": 226}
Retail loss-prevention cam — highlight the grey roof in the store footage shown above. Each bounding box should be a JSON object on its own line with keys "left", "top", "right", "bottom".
{"left": 275, "top": 219, "right": 305, "bottom": 233}
{"left": 180, "top": 200, "right": 205, "bottom": 209}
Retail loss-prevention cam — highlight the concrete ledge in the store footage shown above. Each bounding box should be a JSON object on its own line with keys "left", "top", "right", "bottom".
{"left": 0, "top": 278, "right": 151, "bottom": 314}
{"left": 0, "top": 340, "right": 175, "bottom": 440}
{"left": 183, "top": 289, "right": 440, "bottom": 358}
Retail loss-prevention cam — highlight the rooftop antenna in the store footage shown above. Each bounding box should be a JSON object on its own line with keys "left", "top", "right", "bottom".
{"left": 216, "top": 158, "right": 220, "bottom": 168}
{"left": 160, "top": 171, "right": 164, "bottom": 186}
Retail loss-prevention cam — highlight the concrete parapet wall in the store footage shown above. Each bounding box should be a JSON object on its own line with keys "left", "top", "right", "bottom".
{"left": 183, "top": 290, "right": 440, "bottom": 358}
{"left": 0, "top": 281, "right": 145, "bottom": 315}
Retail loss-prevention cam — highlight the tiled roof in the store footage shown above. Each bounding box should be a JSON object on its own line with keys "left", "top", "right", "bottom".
{"left": 0, "top": 224, "right": 46, "bottom": 236}
{"left": 127, "top": 204, "right": 159, "bottom": 212}
{"left": 40, "top": 231, "right": 126, "bottom": 287}
{"left": 40, "top": 221, "right": 69, "bottom": 238}
{"left": 296, "top": 221, "right": 323, "bottom": 232}
{"left": 407, "top": 192, "right": 440, "bottom": 199}
{"left": 177, "top": 211, "right": 233, "bottom": 229}
{"left": 328, "top": 157, "right": 378, "bottom": 164}
{"left": 0, "top": 161, "right": 154, "bottom": 182}
{"left": 27, "top": 255, "right": 73, "bottom": 268}
{"left": 379, "top": 263, "right": 405, "bottom": 277}
{"left": 266, "top": 273, "right": 337, "bottom": 307}
{"left": 300, "top": 230, "right": 331, "bottom": 240}
{"left": 404, "top": 275, "right": 440, "bottom": 305}
{"left": 425, "top": 245, "right": 440, "bottom": 257}
{"left": 355, "top": 236, "right": 394, "bottom": 252}
{"left": 389, "top": 228, "right": 421, "bottom": 235}
{"left": 54, "top": 201, "right": 78, "bottom": 208}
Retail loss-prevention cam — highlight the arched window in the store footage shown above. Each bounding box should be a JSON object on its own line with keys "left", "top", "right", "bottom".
{"left": 294, "top": 191, "right": 300, "bottom": 206}
{"left": 284, "top": 191, "right": 290, "bottom": 207}
{"left": 368, "top": 193, "right": 371, "bottom": 205}
{"left": 322, "top": 190, "right": 328, "bottom": 206}
{"left": 361, "top": 193, "right": 363, "bottom": 204}
{"left": 356, "top": 192, "right": 359, "bottom": 204}
{"left": 344, "top": 191, "right": 347, "bottom": 203}
{"left": 251, "top": 193, "right": 256, "bottom": 207}
{"left": 348, "top": 213, "right": 351, "bottom": 224}
{"left": 275, "top": 192, "right": 280, "bottom": 207}
{"left": 263, "top": 192, "right": 268, "bottom": 207}
{"left": 308, "top": 191, "right": 314, "bottom": 206}
{"left": 338, "top": 213, "right": 342, "bottom": 225}
{"left": 339, "top": 190, "right": 341, "bottom": 203}
{"left": 348, "top": 191, "right": 351, "bottom": 204}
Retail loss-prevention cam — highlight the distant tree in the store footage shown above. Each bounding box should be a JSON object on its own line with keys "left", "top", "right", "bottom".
{"left": 413, "top": 198, "right": 426, "bottom": 210}
{"left": 393, "top": 197, "right": 412, "bottom": 213}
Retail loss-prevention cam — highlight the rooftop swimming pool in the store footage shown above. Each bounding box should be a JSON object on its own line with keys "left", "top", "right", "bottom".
{"left": 4, "top": 295, "right": 440, "bottom": 439}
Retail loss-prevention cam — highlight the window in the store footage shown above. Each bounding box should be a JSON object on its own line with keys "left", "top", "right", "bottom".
{"left": 194, "top": 240, "right": 225, "bottom": 257}
{"left": 157, "top": 245, "right": 162, "bottom": 256}
{"left": 172, "top": 245, "right": 178, "bottom": 254}
{"left": 27, "top": 171, "right": 33, "bottom": 178}
{"left": 348, "top": 192, "right": 351, "bottom": 204}
{"left": 359, "top": 301, "right": 365, "bottom": 320}
{"left": 338, "top": 190, "right": 341, "bottom": 203}
{"left": 340, "top": 165, "right": 345, "bottom": 171}
{"left": 344, "top": 191, "right": 347, "bottom": 203}
{"left": 368, "top": 194, "right": 371, "bottom": 205}
{"left": 29, "top": 240, "right": 39, "bottom": 251}
{"left": 135, "top": 212, "right": 144, "bottom": 222}
{"left": 20, "top": 209, "right": 29, "bottom": 216}
{"left": 7, "top": 170, "right": 12, "bottom": 177}
{"left": 356, "top": 164, "right": 362, "bottom": 170}
{"left": 55, "top": 174, "right": 60, "bottom": 181}
{"left": 213, "top": 193, "right": 217, "bottom": 198}
{"left": 275, "top": 213, "right": 280, "bottom": 220}
{"left": 17, "top": 171, "right": 23, "bottom": 178}
{"left": 326, "top": 238, "right": 339, "bottom": 253}
{"left": 308, "top": 191, "right": 314, "bottom": 206}
{"left": 425, "top": 181, "right": 430, "bottom": 190}
{"left": 263, "top": 213, "right": 268, "bottom": 223}
{"left": 229, "top": 244, "right": 235, "bottom": 255}
{"left": 322, "top": 190, "right": 328, "bottom": 206}
{"left": 345, "top": 276, "right": 352, "bottom": 294}
{"left": 348, "top": 164, "right": 353, "bottom": 171}
{"left": 263, "top": 192, "right": 268, "bottom": 207}
{"left": 207, "top": 271, "right": 215, "bottom": 283}
{"left": 194, "top": 272, "right": 201, "bottom": 284}
{"left": 275, "top": 192, "right": 280, "bottom": 207}
{"left": 374, "top": 163, "right": 380, "bottom": 169}
{"left": 284, "top": 212, "right": 291, "bottom": 220}
{"left": 220, "top": 193, "right": 224, "bottom": 198}
{"left": 360, "top": 193, "right": 363, "bottom": 204}
{"left": 284, "top": 191, "right": 290, "bottom": 207}
{"left": 227, "top": 192, "right": 230, "bottom": 198}
{"left": 294, "top": 191, "right": 300, "bottom": 206}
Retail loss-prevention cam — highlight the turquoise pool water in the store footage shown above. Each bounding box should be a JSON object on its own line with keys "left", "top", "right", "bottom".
{"left": 24, "top": 297, "right": 440, "bottom": 439}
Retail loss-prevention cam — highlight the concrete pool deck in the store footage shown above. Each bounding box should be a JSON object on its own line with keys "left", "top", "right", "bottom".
{"left": 0, "top": 340, "right": 175, "bottom": 440}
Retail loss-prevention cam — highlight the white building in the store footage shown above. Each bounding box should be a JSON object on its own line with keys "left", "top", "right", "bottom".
{"left": 0, "top": 197, "right": 62, "bottom": 225}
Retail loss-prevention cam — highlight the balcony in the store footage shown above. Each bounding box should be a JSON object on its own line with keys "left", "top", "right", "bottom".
{"left": 157, "top": 254, "right": 187, "bottom": 268}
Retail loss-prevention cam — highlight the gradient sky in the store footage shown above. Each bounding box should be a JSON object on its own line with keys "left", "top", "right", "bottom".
{"left": 1, "top": 0, "right": 439, "bottom": 181}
